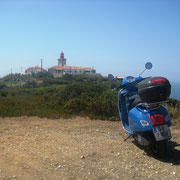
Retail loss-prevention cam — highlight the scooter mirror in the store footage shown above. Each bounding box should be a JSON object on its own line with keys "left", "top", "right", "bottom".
{"left": 108, "top": 74, "right": 114, "bottom": 80}
{"left": 145, "top": 62, "right": 153, "bottom": 70}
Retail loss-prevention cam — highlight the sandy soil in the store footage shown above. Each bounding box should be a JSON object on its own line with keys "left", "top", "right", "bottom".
{"left": 0, "top": 117, "right": 179, "bottom": 180}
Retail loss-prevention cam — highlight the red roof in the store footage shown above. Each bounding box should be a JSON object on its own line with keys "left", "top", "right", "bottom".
{"left": 50, "top": 66, "right": 64, "bottom": 69}
{"left": 26, "top": 66, "right": 43, "bottom": 70}
{"left": 82, "top": 68, "right": 93, "bottom": 70}
{"left": 65, "top": 66, "right": 81, "bottom": 70}
{"left": 50, "top": 66, "right": 93, "bottom": 70}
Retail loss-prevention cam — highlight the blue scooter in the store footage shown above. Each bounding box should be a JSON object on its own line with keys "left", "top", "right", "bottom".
{"left": 108, "top": 62, "right": 172, "bottom": 157}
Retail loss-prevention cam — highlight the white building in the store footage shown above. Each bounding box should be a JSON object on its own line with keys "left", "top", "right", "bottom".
{"left": 25, "top": 66, "right": 46, "bottom": 74}
{"left": 49, "top": 51, "right": 96, "bottom": 78}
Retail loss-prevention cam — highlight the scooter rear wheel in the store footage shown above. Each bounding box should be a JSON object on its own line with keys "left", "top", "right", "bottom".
{"left": 150, "top": 140, "right": 167, "bottom": 158}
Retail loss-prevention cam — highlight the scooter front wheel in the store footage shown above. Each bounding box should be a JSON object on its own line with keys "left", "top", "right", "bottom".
{"left": 150, "top": 140, "right": 167, "bottom": 158}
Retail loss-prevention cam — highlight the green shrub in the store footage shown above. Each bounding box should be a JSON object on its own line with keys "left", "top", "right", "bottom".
{"left": 11, "top": 92, "right": 16, "bottom": 96}
{"left": 0, "top": 84, "right": 7, "bottom": 89}
{"left": 23, "top": 81, "right": 37, "bottom": 88}
{"left": 1, "top": 91, "right": 8, "bottom": 97}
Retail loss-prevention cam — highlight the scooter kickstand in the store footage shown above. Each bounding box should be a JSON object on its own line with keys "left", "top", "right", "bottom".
{"left": 124, "top": 134, "right": 133, "bottom": 141}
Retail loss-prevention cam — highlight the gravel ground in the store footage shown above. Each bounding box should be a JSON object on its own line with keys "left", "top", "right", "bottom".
{"left": 0, "top": 116, "right": 179, "bottom": 180}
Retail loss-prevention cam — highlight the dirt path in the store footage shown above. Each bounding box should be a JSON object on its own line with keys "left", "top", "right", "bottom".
{"left": 0, "top": 117, "right": 179, "bottom": 180}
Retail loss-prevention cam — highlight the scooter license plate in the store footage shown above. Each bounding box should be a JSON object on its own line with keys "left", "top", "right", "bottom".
{"left": 152, "top": 124, "right": 171, "bottom": 141}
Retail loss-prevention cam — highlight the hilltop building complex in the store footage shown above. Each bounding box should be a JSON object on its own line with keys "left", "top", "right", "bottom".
{"left": 48, "top": 51, "right": 96, "bottom": 78}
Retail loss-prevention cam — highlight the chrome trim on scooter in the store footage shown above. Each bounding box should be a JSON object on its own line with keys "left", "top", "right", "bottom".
{"left": 136, "top": 100, "right": 168, "bottom": 110}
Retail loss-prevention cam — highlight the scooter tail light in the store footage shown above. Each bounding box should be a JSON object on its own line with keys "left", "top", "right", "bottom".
{"left": 148, "top": 114, "right": 165, "bottom": 126}
{"left": 151, "top": 78, "right": 166, "bottom": 85}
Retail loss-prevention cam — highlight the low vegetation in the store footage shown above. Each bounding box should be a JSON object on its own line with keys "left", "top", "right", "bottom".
{"left": 166, "top": 99, "right": 180, "bottom": 123}
{"left": 0, "top": 73, "right": 179, "bottom": 123}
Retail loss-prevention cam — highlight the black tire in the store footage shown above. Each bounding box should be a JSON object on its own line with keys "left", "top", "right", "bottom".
{"left": 150, "top": 140, "right": 167, "bottom": 158}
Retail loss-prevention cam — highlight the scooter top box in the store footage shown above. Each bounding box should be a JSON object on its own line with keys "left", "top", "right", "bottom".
{"left": 136, "top": 77, "right": 171, "bottom": 103}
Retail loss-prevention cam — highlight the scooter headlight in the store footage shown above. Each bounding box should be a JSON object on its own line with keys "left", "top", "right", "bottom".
{"left": 140, "top": 120, "right": 149, "bottom": 126}
{"left": 126, "top": 76, "right": 135, "bottom": 83}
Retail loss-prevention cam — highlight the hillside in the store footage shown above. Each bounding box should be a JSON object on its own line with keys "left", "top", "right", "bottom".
{"left": 0, "top": 73, "right": 179, "bottom": 123}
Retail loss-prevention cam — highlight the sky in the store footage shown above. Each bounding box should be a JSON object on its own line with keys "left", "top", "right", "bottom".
{"left": 0, "top": 0, "right": 180, "bottom": 82}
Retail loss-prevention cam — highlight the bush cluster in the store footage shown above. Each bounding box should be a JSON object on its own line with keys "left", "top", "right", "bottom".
{"left": 56, "top": 82, "right": 119, "bottom": 120}
{"left": 0, "top": 74, "right": 179, "bottom": 123}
